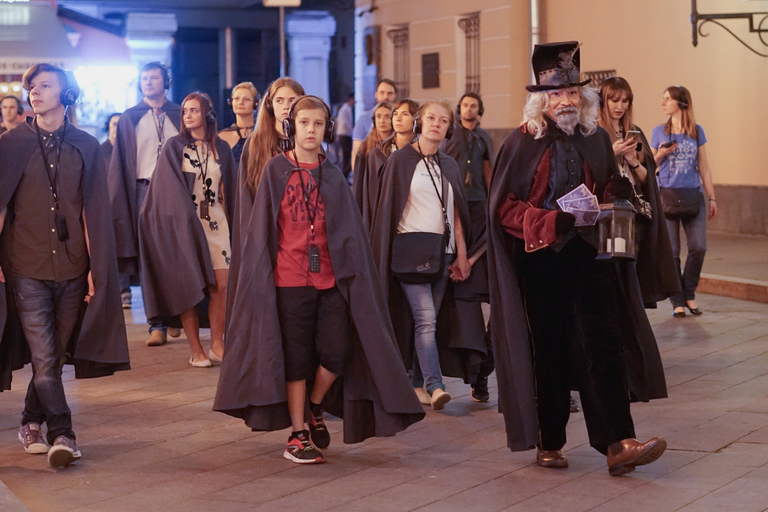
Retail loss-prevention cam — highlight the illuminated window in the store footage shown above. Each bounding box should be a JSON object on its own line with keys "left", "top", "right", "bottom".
{"left": 458, "top": 12, "right": 480, "bottom": 94}
{"left": 386, "top": 25, "right": 409, "bottom": 99}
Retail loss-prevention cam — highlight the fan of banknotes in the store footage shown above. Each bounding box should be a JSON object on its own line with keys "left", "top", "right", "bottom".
{"left": 556, "top": 184, "right": 600, "bottom": 226}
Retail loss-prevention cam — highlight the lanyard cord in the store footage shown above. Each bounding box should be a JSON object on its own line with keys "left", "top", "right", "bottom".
{"left": 294, "top": 150, "right": 322, "bottom": 242}
{"left": 192, "top": 141, "right": 210, "bottom": 189}
{"left": 35, "top": 119, "right": 67, "bottom": 211}
{"left": 416, "top": 142, "right": 451, "bottom": 246}
{"left": 153, "top": 109, "right": 166, "bottom": 160}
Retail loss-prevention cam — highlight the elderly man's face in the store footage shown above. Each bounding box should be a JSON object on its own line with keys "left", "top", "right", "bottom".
{"left": 546, "top": 86, "right": 581, "bottom": 135}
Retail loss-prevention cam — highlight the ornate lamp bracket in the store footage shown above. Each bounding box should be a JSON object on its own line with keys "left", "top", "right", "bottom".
{"left": 691, "top": 0, "right": 768, "bottom": 57}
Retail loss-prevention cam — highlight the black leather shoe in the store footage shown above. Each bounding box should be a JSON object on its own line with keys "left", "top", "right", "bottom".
{"left": 672, "top": 308, "right": 686, "bottom": 318}
{"left": 686, "top": 304, "right": 703, "bottom": 315}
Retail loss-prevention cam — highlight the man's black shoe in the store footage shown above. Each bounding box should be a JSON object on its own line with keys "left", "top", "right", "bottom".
{"left": 471, "top": 376, "right": 490, "bottom": 402}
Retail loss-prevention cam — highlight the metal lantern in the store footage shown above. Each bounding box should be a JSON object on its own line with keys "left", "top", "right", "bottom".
{"left": 596, "top": 199, "right": 636, "bottom": 260}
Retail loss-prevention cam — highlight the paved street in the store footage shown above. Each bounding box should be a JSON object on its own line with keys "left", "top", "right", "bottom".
{"left": 1, "top": 232, "right": 768, "bottom": 511}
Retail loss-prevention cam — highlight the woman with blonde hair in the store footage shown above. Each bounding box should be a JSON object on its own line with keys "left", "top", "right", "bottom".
{"left": 651, "top": 85, "right": 717, "bottom": 318}
{"left": 218, "top": 81, "right": 258, "bottom": 166}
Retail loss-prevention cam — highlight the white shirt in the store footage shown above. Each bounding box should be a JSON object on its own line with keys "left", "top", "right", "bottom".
{"left": 136, "top": 108, "right": 179, "bottom": 180}
{"left": 397, "top": 158, "right": 456, "bottom": 254}
{"left": 336, "top": 102, "right": 354, "bottom": 137}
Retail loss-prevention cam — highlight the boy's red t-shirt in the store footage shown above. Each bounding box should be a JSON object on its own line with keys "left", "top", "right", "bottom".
{"left": 274, "top": 154, "right": 336, "bottom": 289}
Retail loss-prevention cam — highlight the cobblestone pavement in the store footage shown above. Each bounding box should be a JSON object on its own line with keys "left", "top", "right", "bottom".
{"left": 1, "top": 289, "right": 768, "bottom": 511}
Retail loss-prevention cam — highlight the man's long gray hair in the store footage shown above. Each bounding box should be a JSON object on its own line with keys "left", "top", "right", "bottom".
{"left": 522, "top": 86, "right": 600, "bottom": 140}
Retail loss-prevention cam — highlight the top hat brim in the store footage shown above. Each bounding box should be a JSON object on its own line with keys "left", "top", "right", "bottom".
{"left": 525, "top": 78, "right": 591, "bottom": 93}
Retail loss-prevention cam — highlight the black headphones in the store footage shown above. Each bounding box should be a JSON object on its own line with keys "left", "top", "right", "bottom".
{"left": 282, "top": 95, "right": 335, "bottom": 143}
{"left": 456, "top": 93, "right": 484, "bottom": 117}
{"left": 413, "top": 108, "right": 455, "bottom": 140}
{"left": 2, "top": 95, "right": 24, "bottom": 116}
{"left": 675, "top": 86, "right": 689, "bottom": 110}
{"left": 137, "top": 63, "right": 171, "bottom": 95}
{"left": 227, "top": 85, "right": 260, "bottom": 110}
{"left": 25, "top": 71, "right": 79, "bottom": 108}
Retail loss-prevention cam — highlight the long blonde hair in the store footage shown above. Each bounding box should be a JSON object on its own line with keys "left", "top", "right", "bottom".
{"left": 245, "top": 77, "right": 304, "bottom": 195}
{"left": 664, "top": 85, "right": 699, "bottom": 140}
{"left": 522, "top": 86, "right": 599, "bottom": 140}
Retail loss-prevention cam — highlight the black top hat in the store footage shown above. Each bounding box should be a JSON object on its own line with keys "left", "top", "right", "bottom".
{"left": 526, "top": 41, "right": 591, "bottom": 92}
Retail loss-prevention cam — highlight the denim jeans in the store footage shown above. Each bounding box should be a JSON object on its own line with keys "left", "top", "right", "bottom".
{"left": 665, "top": 195, "right": 707, "bottom": 308}
{"left": 13, "top": 273, "right": 87, "bottom": 443}
{"left": 399, "top": 255, "right": 454, "bottom": 395}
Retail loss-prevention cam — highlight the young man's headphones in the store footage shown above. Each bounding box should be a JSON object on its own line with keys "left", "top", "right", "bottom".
{"left": 413, "top": 107, "right": 455, "bottom": 140}
{"left": 456, "top": 92, "right": 484, "bottom": 117}
{"left": 675, "top": 85, "right": 689, "bottom": 110}
{"left": 2, "top": 95, "right": 24, "bottom": 116}
{"left": 137, "top": 62, "right": 171, "bottom": 95}
{"left": 24, "top": 67, "right": 79, "bottom": 108}
{"left": 281, "top": 95, "right": 335, "bottom": 143}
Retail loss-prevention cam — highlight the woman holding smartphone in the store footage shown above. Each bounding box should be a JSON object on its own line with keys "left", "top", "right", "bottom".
{"left": 598, "top": 77, "right": 678, "bottom": 308}
{"left": 371, "top": 101, "right": 485, "bottom": 411}
{"left": 651, "top": 86, "right": 717, "bottom": 318}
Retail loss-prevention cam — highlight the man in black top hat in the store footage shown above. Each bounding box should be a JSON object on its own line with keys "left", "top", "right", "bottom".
{"left": 487, "top": 41, "right": 667, "bottom": 476}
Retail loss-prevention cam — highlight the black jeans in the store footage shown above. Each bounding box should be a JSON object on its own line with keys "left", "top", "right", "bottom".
{"left": 14, "top": 273, "right": 87, "bottom": 443}
{"left": 520, "top": 238, "right": 635, "bottom": 454}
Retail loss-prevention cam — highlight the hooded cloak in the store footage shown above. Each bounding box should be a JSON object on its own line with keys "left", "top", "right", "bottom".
{"left": 352, "top": 145, "right": 387, "bottom": 231}
{"left": 0, "top": 119, "right": 130, "bottom": 390}
{"left": 108, "top": 99, "right": 181, "bottom": 275}
{"left": 213, "top": 154, "right": 425, "bottom": 443}
{"left": 138, "top": 134, "right": 235, "bottom": 324}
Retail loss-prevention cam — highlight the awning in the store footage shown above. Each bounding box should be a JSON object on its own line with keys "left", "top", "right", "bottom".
{"left": 0, "top": 3, "right": 79, "bottom": 74}
{"left": 61, "top": 18, "right": 133, "bottom": 67}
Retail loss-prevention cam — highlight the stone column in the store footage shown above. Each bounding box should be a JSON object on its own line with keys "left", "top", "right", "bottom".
{"left": 125, "top": 12, "right": 178, "bottom": 100}
{"left": 286, "top": 11, "right": 337, "bottom": 104}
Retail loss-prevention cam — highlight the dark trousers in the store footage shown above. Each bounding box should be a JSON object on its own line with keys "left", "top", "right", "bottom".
{"left": 520, "top": 238, "right": 635, "bottom": 454}
{"left": 14, "top": 273, "right": 87, "bottom": 443}
{"left": 135, "top": 179, "right": 165, "bottom": 333}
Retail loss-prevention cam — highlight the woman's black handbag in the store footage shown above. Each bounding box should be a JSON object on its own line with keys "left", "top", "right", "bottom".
{"left": 660, "top": 187, "right": 701, "bottom": 220}
{"left": 391, "top": 232, "right": 446, "bottom": 284}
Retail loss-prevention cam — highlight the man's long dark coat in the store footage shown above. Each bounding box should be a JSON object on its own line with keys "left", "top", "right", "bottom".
{"left": 213, "top": 154, "right": 425, "bottom": 443}
{"left": 138, "top": 134, "right": 235, "bottom": 325}
{"left": 487, "top": 121, "right": 667, "bottom": 452}
{"left": 370, "top": 143, "right": 487, "bottom": 384}
{"left": 0, "top": 120, "right": 130, "bottom": 391}
{"left": 108, "top": 100, "right": 181, "bottom": 275}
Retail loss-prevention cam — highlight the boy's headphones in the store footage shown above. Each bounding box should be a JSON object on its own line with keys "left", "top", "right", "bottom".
{"left": 2, "top": 95, "right": 24, "bottom": 116}
{"left": 413, "top": 110, "right": 455, "bottom": 140}
{"left": 675, "top": 86, "right": 689, "bottom": 110}
{"left": 456, "top": 93, "right": 484, "bottom": 117}
{"left": 25, "top": 72, "right": 79, "bottom": 108}
{"left": 281, "top": 95, "right": 335, "bottom": 143}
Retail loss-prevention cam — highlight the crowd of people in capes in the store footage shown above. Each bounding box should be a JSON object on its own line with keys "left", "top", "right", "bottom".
{"left": 0, "top": 40, "right": 716, "bottom": 473}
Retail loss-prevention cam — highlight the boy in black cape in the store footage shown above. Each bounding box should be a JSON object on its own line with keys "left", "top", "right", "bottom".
{"left": 213, "top": 96, "right": 424, "bottom": 464}
{"left": 0, "top": 64, "right": 129, "bottom": 468}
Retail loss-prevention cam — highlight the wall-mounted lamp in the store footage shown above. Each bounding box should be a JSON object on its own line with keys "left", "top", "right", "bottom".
{"left": 691, "top": 0, "right": 768, "bottom": 57}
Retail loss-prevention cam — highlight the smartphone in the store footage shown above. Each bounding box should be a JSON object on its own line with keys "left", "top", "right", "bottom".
{"left": 626, "top": 130, "right": 641, "bottom": 140}
{"left": 660, "top": 141, "right": 675, "bottom": 148}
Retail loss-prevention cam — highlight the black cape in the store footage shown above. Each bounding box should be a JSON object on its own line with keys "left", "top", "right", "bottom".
{"left": 108, "top": 99, "right": 181, "bottom": 275}
{"left": 213, "top": 154, "right": 425, "bottom": 442}
{"left": 488, "top": 121, "right": 667, "bottom": 452}
{"left": 633, "top": 128, "right": 680, "bottom": 306}
{"left": 351, "top": 145, "right": 387, "bottom": 231}
{"left": 0, "top": 119, "right": 130, "bottom": 391}
{"left": 370, "top": 143, "right": 488, "bottom": 384}
{"left": 138, "top": 134, "right": 236, "bottom": 324}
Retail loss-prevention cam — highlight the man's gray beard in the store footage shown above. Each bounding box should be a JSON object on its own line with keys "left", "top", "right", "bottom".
{"left": 556, "top": 111, "right": 579, "bottom": 135}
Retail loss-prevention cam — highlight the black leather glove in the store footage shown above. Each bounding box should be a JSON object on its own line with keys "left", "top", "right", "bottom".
{"left": 607, "top": 174, "right": 633, "bottom": 201}
{"left": 555, "top": 211, "right": 576, "bottom": 236}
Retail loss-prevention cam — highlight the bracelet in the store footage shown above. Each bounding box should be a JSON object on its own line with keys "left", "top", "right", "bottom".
{"left": 629, "top": 163, "right": 640, "bottom": 170}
